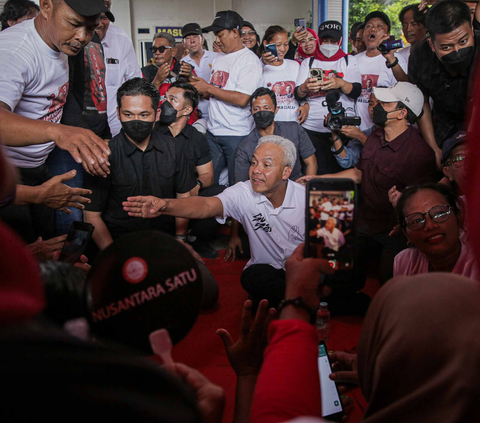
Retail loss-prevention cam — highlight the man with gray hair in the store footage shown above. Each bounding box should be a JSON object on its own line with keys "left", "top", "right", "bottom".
{"left": 141, "top": 32, "right": 193, "bottom": 102}
{"left": 123, "top": 135, "right": 306, "bottom": 308}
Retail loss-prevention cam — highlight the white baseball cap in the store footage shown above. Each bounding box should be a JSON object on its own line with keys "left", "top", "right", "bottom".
{"left": 372, "top": 82, "right": 423, "bottom": 117}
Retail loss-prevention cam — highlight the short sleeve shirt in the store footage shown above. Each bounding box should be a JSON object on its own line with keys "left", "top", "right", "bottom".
{"left": 84, "top": 130, "right": 196, "bottom": 238}
{"left": 261, "top": 59, "right": 301, "bottom": 122}
{"left": 215, "top": 180, "right": 306, "bottom": 269}
{"left": 234, "top": 121, "right": 316, "bottom": 182}
{"left": 207, "top": 47, "right": 263, "bottom": 136}
{"left": 296, "top": 55, "right": 361, "bottom": 132}
{"left": 408, "top": 33, "right": 480, "bottom": 147}
{"left": 0, "top": 19, "right": 69, "bottom": 168}
{"left": 156, "top": 123, "right": 211, "bottom": 172}
{"left": 355, "top": 51, "right": 406, "bottom": 131}
{"left": 356, "top": 126, "right": 436, "bottom": 234}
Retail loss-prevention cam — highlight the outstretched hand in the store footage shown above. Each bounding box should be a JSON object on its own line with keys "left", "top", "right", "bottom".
{"left": 216, "top": 299, "right": 276, "bottom": 378}
{"left": 123, "top": 195, "right": 167, "bottom": 218}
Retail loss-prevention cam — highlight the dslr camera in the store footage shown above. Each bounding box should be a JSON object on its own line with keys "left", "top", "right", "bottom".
{"left": 323, "top": 90, "right": 361, "bottom": 131}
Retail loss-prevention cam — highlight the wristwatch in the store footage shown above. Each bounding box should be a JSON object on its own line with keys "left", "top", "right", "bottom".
{"left": 386, "top": 57, "right": 399, "bottom": 69}
{"left": 196, "top": 179, "right": 203, "bottom": 189}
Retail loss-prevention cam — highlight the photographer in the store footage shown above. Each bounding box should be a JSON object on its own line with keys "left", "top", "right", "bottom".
{"left": 295, "top": 21, "right": 361, "bottom": 175}
{"left": 329, "top": 90, "right": 380, "bottom": 169}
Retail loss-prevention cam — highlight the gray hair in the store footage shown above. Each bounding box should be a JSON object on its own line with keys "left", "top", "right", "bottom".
{"left": 327, "top": 217, "right": 337, "bottom": 226}
{"left": 256, "top": 135, "right": 297, "bottom": 168}
{"left": 153, "top": 32, "right": 176, "bottom": 47}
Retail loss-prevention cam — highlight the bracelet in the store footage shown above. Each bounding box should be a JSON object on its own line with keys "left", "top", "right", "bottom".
{"left": 297, "top": 86, "right": 307, "bottom": 98}
{"left": 277, "top": 296, "right": 317, "bottom": 324}
{"left": 175, "top": 234, "right": 188, "bottom": 242}
{"left": 196, "top": 179, "right": 203, "bottom": 188}
{"left": 386, "top": 57, "right": 399, "bottom": 69}
{"left": 333, "top": 144, "right": 345, "bottom": 155}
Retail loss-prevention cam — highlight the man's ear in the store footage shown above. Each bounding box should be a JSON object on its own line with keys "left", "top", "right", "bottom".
{"left": 40, "top": 0, "right": 53, "bottom": 18}
{"left": 443, "top": 165, "right": 454, "bottom": 182}
{"left": 427, "top": 37, "right": 436, "bottom": 53}
{"left": 283, "top": 166, "right": 292, "bottom": 180}
{"left": 171, "top": 46, "right": 178, "bottom": 57}
{"left": 275, "top": 106, "right": 280, "bottom": 115}
{"left": 155, "top": 107, "right": 161, "bottom": 122}
{"left": 116, "top": 106, "right": 121, "bottom": 121}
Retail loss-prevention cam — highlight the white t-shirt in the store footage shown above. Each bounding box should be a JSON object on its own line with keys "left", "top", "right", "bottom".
{"left": 296, "top": 55, "right": 361, "bottom": 132}
{"left": 183, "top": 50, "right": 218, "bottom": 121}
{"left": 317, "top": 227, "right": 345, "bottom": 252}
{"left": 102, "top": 24, "right": 142, "bottom": 137}
{"left": 355, "top": 51, "right": 407, "bottom": 131}
{"left": 331, "top": 204, "right": 341, "bottom": 218}
{"left": 216, "top": 180, "right": 305, "bottom": 269}
{"left": 261, "top": 59, "right": 300, "bottom": 122}
{"left": 207, "top": 47, "right": 262, "bottom": 136}
{"left": 320, "top": 201, "right": 332, "bottom": 221}
{"left": 0, "top": 19, "right": 69, "bottom": 168}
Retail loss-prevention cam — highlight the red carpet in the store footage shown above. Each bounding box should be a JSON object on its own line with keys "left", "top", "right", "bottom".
{"left": 171, "top": 251, "right": 379, "bottom": 422}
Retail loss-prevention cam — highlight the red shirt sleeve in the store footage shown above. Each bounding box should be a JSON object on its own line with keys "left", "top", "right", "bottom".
{"left": 250, "top": 320, "right": 322, "bottom": 423}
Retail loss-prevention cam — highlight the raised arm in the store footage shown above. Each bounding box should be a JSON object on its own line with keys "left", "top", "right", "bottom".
{"left": 123, "top": 195, "right": 224, "bottom": 220}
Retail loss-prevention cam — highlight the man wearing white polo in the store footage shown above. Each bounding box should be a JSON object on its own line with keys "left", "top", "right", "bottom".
{"left": 123, "top": 135, "right": 305, "bottom": 309}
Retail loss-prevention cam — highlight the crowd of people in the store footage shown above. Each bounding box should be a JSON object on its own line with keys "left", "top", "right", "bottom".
{"left": 1, "top": 0, "right": 480, "bottom": 421}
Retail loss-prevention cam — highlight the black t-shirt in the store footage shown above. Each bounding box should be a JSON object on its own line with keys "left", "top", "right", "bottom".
{"left": 84, "top": 130, "right": 196, "bottom": 238}
{"left": 408, "top": 31, "right": 480, "bottom": 147}
{"left": 155, "top": 124, "right": 211, "bottom": 174}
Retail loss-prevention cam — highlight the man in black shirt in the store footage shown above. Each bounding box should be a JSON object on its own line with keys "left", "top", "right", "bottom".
{"left": 83, "top": 78, "right": 195, "bottom": 250}
{"left": 156, "top": 81, "right": 223, "bottom": 258}
{"left": 409, "top": 0, "right": 480, "bottom": 168}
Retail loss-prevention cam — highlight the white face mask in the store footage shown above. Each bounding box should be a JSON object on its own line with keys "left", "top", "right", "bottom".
{"left": 320, "top": 43, "right": 340, "bottom": 58}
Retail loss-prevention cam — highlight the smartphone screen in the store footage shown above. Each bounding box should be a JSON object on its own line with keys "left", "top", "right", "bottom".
{"left": 59, "top": 221, "right": 94, "bottom": 265}
{"left": 318, "top": 341, "right": 344, "bottom": 420}
{"left": 305, "top": 178, "right": 356, "bottom": 269}
{"left": 265, "top": 43, "right": 278, "bottom": 57}
{"left": 294, "top": 18, "right": 306, "bottom": 29}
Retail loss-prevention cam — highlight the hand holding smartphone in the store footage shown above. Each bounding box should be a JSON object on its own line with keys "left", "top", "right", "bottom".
{"left": 294, "top": 18, "right": 307, "bottom": 30}
{"left": 59, "top": 221, "right": 94, "bottom": 265}
{"left": 264, "top": 43, "right": 279, "bottom": 59}
{"left": 305, "top": 178, "right": 356, "bottom": 270}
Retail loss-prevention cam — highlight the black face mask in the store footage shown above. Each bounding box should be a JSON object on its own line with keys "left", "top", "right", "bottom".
{"left": 159, "top": 101, "right": 178, "bottom": 124}
{"left": 121, "top": 120, "right": 155, "bottom": 143}
{"left": 253, "top": 111, "right": 275, "bottom": 129}
{"left": 439, "top": 46, "right": 474, "bottom": 73}
{"left": 372, "top": 103, "right": 389, "bottom": 127}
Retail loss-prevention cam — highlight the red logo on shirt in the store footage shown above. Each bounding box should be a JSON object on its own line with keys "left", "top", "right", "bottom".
{"left": 43, "top": 82, "right": 69, "bottom": 123}
{"left": 272, "top": 81, "right": 295, "bottom": 105}
{"left": 359, "top": 74, "right": 379, "bottom": 103}
{"left": 210, "top": 70, "right": 229, "bottom": 89}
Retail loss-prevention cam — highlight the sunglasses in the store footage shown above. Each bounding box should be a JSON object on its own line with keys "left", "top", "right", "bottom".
{"left": 150, "top": 46, "right": 173, "bottom": 53}
{"left": 404, "top": 204, "right": 453, "bottom": 230}
{"left": 445, "top": 155, "right": 466, "bottom": 168}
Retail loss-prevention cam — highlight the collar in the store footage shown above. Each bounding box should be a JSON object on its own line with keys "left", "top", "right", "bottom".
{"left": 121, "top": 129, "right": 164, "bottom": 155}
{"left": 102, "top": 25, "right": 113, "bottom": 47}
{"left": 157, "top": 122, "right": 190, "bottom": 138}
{"left": 381, "top": 126, "right": 412, "bottom": 152}
{"left": 254, "top": 180, "right": 296, "bottom": 210}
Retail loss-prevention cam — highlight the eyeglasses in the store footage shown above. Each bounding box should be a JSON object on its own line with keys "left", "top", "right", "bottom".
{"left": 404, "top": 204, "right": 453, "bottom": 230}
{"left": 300, "top": 37, "right": 317, "bottom": 45}
{"left": 241, "top": 30, "right": 256, "bottom": 37}
{"left": 445, "top": 155, "right": 466, "bottom": 168}
{"left": 150, "top": 46, "right": 173, "bottom": 53}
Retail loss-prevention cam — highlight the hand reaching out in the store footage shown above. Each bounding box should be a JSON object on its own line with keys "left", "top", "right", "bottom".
{"left": 216, "top": 299, "right": 276, "bottom": 378}
{"left": 123, "top": 195, "right": 167, "bottom": 218}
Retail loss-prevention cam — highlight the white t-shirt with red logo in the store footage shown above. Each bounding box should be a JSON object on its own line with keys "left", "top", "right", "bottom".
{"left": 261, "top": 59, "right": 300, "bottom": 122}
{"left": 0, "top": 19, "right": 69, "bottom": 168}
{"left": 207, "top": 47, "right": 262, "bottom": 136}
{"left": 355, "top": 51, "right": 407, "bottom": 131}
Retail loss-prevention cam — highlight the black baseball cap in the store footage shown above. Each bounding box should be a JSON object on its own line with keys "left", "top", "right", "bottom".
{"left": 182, "top": 23, "right": 202, "bottom": 38}
{"left": 318, "top": 21, "right": 343, "bottom": 41}
{"left": 65, "top": 0, "right": 115, "bottom": 22}
{"left": 350, "top": 22, "right": 363, "bottom": 39}
{"left": 242, "top": 21, "right": 256, "bottom": 31}
{"left": 364, "top": 11, "right": 391, "bottom": 32}
{"left": 442, "top": 131, "right": 467, "bottom": 163}
{"left": 202, "top": 10, "right": 243, "bottom": 33}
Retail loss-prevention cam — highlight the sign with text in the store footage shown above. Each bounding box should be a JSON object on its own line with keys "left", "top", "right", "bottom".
{"left": 155, "top": 26, "right": 183, "bottom": 40}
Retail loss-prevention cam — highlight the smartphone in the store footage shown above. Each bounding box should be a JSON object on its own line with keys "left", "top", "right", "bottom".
{"left": 294, "top": 18, "right": 307, "bottom": 30}
{"left": 305, "top": 178, "right": 357, "bottom": 270}
{"left": 310, "top": 68, "right": 324, "bottom": 81}
{"left": 264, "top": 43, "right": 279, "bottom": 58}
{"left": 59, "top": 221, "right": 94, "bottom": 265}
{"left": 318, "top": 341, "right": 344, "bottom": 421}
{"left": 377, "top": 38, "right": 404, "bottom": 54}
